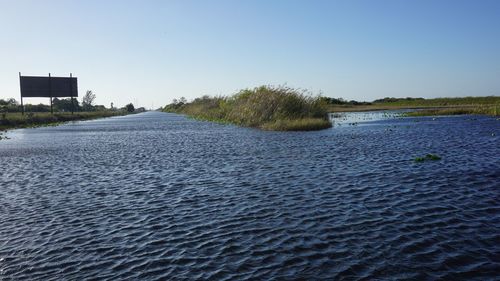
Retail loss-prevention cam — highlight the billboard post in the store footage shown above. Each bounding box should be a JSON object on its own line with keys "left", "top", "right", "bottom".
{"left": 49, "top": 73, "right": 53, "bottom": 114}
{"left": 70, "top": 73, "right": 74, "bottom": 114}
{"left": 19, "top": 72, "right": 24, "bottom": 115}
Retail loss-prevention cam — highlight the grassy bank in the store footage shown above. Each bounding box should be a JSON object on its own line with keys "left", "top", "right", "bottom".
{"left": 404, "top": 105, "right": 499, "bottom": 117}
{"left": 372, "top": 96, "right": 499, "bottom": 107}
{"left": 164, "top": 85, "right": 332, "bottom": 131}
{"left": 0, "top": 111, "right": 129, "bottom": 131}
{"left": 326, "top": 96, "right": 500, "bottom": 116}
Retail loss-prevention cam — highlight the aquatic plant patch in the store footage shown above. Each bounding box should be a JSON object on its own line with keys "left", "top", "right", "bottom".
{"left": 414, "top": 154, "right": 442, "bottom": 162}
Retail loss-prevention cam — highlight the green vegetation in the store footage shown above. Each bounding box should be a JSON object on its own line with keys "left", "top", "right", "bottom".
{"left": 373, "top": 96, "right": 499, "bottom": 107}
{"left": 415, "top": 154, "right": 442, "bottom": 162}
{"left": 164, "top": 85, "right": 332, "bottom": 131}
{"left": 125, "top": 103, "right": 135, "bottom": 112}
{"left": 404, "top": 104, "right": 499, "bottom": 117}
{"left": 324, "top": 96, "right": 500, "bottom": 114}
{"left": 164, "top": 89, "right": 498, "bottom": 130}
{"left": 261, "top": 118, "right": 332, "bottom": 131}
{"left": 0, "top": 111, "right": 129, "bottom": 131}
{"left": 1, "top": 92, "right": 141, "bottom": 132}
{"left": 320, "top": 97, "right": 372, "bottom": 106}
{"left": 82, "top": 90, "right": 97, "bottom": 111}
{"left": 0, "top": 91, "right": 138, "bottom": 113}
{"left": 0, "top": 96, "right": 99, "bottom": 113}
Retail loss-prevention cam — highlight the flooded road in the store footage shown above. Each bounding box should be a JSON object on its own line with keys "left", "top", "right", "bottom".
{"left": 1, "top": 111, "right": 499, "bottom": 280}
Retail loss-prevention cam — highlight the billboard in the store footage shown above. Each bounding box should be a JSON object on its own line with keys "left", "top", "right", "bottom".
{"left": 20, "top": 75, "right": 78, "bottom": 98}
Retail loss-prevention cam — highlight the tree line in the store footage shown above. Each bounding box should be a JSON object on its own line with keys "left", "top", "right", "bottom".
{"left": 0, "top": 90, "right": 138, "bottom": 113}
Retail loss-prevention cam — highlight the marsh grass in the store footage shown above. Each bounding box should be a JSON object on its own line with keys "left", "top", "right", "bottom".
{"left": 374, "top": 96, "right": 499, "bottom": 107}
{"left": 261, "top": 118, "right": 332, "bottom": 131}
{"left": 165, "top": 85, "right": 332, "bottom": 131}
{"left": 0, "top": 111, "right": 128, "bottom": 130}
{"left": 404, "top": 104, "right": 499, "bottom": 117}
{"left": 327, "top": 96, "right": 500, "bottom": 113}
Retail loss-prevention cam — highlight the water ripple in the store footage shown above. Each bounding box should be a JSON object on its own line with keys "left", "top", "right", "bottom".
{"left": 0, "top": 112, "right": 499, "bottom": 280}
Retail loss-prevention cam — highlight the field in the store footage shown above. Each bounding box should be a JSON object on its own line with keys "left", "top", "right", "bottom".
{"left": 327, "top": 96, "right": 500, "bottom": 116}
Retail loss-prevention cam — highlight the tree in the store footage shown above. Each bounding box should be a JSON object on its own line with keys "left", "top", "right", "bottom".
{"left": 82, "top": 90, "right": 96, "bottom": 111}
{"left": 125, "top": 103, "right": 135, "bottom": 112}
{"left": 0, "top": 98, "right": 17, "bottom": 106}
{"left": 0, "top": 98, "right": 19, "bottom": 112}
{"left": 53, "top": 98, "right": 80, "bottom": 112}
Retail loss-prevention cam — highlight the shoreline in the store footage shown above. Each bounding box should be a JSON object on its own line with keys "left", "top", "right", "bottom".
{"left": 0, "top": 111, "right": 133, "bottom": 132}
{"left": 175, "top": 113, "right": 333, "bottom": 131}
{"left": 329, "top": 105, "right": 499, "bottom": 116}
{"left": 168, "top": 104, "right": 498, "bottom": 131}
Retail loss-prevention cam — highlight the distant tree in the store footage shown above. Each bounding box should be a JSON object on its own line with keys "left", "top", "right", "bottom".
{"left": 53, "top": 98, "right": 80, "bottom": 112}
{"left": 0, "top": 98, "right": 17, "bottom": 106}
{"left": 94, "top": 105, "right": 107, "bottom": 111}
{"left": 0, "top": 98, "right": 19, "bottom": 112}
{"left": 82, "top": 90, "right": 96, "bottom": 111}
{"left": 320, "top": 97, "right": 347, "bottom": 105}
{"left": 125, "top": 103, "right": 135, "bottom": 112}
{"left": 164, "top": 97, "right": 189, "bottom": 112}
{"left": 24, "top": 103, "right": 50, "bottom": 112}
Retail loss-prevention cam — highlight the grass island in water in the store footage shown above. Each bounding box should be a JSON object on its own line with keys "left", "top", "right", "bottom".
{"left": 165, "top": 91, "right": 499, "bottom": 131}
{"left": 164, "top": 85, "right": 332, "bottom": 131}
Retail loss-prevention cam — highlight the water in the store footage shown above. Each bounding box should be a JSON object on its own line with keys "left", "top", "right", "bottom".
{"left": 329, "top": 110, "right": 406, "bottom": 125}
{"left": 1, "top": 111, "right": 499, "bottom": 280}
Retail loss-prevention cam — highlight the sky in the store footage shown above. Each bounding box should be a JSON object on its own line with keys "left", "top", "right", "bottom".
{"left": 1, "top": 0, "right": 499, "bottom": 108}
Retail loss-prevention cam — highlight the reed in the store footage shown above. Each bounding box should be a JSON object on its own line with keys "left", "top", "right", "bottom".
{"left": 404, "top": 105, "right": 499, "bottom": 117}
{"left": 164, "top": 85, "right": 332, "bottom": 131}
{"left": 261, "top": 118, "right": 332, "bottom": 131}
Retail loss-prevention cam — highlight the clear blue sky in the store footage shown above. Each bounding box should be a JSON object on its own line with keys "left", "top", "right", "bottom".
{"left": 1, "top": 0, "right": 499, "bottom": 108}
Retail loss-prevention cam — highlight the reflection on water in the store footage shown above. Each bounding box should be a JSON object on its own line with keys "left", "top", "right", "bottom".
{"left": 0, "top": 111, "right": 499, "bottom": 280}
{"left": 329, "top": 110, "right": 408, "bottom": 126}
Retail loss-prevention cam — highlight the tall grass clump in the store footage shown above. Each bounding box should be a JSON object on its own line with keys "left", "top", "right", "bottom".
{"left": 164, "top": 85, "right": 332, "bottom": 131}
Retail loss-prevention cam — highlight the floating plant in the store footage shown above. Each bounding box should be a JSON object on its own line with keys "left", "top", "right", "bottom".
{"left": 414, "top": 154, "right": 442, "bottom": 162}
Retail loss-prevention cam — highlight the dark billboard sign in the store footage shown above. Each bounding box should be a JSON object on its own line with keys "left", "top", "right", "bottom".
{"left": 20, "top": 75, "right": 78, "bottom": 98}
{"left": 18, "top": 73, "right": 78, "bottom": 114}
